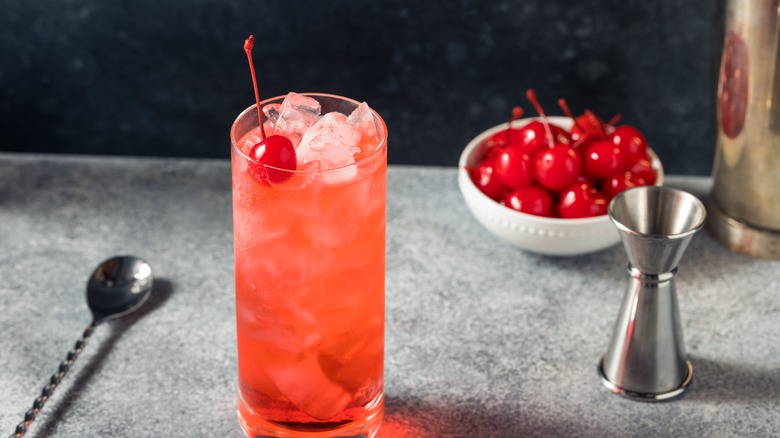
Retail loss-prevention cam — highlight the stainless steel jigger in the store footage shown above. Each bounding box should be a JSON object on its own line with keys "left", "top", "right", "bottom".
{"left": 598, "top": 186, "right": 706, "bottom": 401}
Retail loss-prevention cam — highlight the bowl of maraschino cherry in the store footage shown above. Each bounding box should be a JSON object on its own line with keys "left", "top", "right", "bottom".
{"left": 458, "top": 89, "right": 663, "bottom": 256}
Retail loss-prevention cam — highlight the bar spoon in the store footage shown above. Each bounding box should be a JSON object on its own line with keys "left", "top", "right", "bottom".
{"left": 10, "top": 256, "right": 153, "bottom": 438}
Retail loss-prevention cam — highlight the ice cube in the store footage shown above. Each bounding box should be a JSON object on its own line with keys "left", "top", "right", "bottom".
{"left": 317, "top": 317, "right": 384, "bottom": 394}
{"left": 266, "top": 352, "right": 352, "bottom": 420}
{"left": 296, "top": 112, "right": 361, "bottom": 184}
{"left": 239, "top": 128, "right": 264, "bottom": 155}
{"left": 301, "top": 180, "right": 369, "bottom": 247}
{"left": 346, "top": 102, "right": 380, "bottom": 141}
{"left": 240, "top": 241, "right": 335, "bottom": 284}
{"left": 302, "top": 214, "right": 358, "bottom": 249}
{"left": 262, "top": 103, "right": 282, "bottom": 124}
{"left": 273, "top": 92, "right": 322, "bottom": 147}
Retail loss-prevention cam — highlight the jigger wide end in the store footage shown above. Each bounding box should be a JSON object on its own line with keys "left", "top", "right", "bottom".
{"left": 608, "top": 186, "right": 706, "bottom": 275}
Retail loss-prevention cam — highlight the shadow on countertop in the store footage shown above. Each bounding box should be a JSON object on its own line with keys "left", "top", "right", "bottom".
{"left": 24, "top": 279, "right": 175, "bottom": 438}
{"left": 685, "top": 356, "right": 780, "bottom": 403}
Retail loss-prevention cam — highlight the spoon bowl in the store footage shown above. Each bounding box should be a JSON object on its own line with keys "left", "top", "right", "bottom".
{"left": 11, "top": 255, "right": 153, "bottom": 438}
{"left": 87, "top": 256, "right": 153, "bottom": 322}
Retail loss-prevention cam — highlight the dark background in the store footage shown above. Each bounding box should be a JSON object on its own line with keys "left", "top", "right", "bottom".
{"left": 0, "top": 1, "right": 724, "bottom": 175}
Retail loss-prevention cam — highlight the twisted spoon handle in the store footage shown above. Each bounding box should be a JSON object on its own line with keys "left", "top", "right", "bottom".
{"left": 10, "top": 321, "right": 99, "bottom": 438}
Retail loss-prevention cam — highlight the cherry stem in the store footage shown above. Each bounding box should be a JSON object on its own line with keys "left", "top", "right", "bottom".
{"left": 526, "top": 89, "right": 555, "bottom": 147}
{"left": 571, "top": 136, "right": 588, "bottom": 149}
{"left": 509, "top": 106, "right": 524, "bottom": 125}
{"left": 243, "top": 35, "right": 266, "bottom": 140}
{"left": 507, "top": 106, "right": 524, "bottom": 145}
{"left": 606, "top": 113, "right": 623, "bottom": 127}
{"left": 557, "top": 98, "right": 575, "bottom": 119}
{"left": 557, "top": 98, "right": 588, "bottom": 133}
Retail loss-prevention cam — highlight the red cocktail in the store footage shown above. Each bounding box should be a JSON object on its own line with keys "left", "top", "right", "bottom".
{"left": 230, "top": 92, "right": 387, "bottom": 437}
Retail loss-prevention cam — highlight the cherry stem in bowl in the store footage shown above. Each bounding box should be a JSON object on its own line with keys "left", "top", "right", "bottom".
{"left": 558, "top": 98, "right": 590, "bottom": 148}
{"left": 508, "top": 106, "right": 524, "bottom": 125}
{"left": 606, "top": 113, "right": 623, "bottom": 127}
{"left": 507, "top": 106, "right": 524, "bottom": 144}
{"left": 557, "top": 98, "right": 586, "bottom": 131}
{"left": 526, "top": 89, "right": 554, "bottom": 147}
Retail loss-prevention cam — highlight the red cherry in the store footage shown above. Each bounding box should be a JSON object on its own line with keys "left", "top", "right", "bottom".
{"left": 602, "top": 172, "right": 631, "bottom": 201}
{"left": 520, "top": 120, "right": 572, "bottom": 151}
{"left": 557, "top": 99, "right": 589, "bottom": 149}
{"left": 610, "top": 125, "right": 648, "bottom": 164}
{"left": 525, "top": 88, "right": 556, "bottom": 147}
{"left": 249, "top": 135, "right": 297, "bottom": 183}
{"left": 575, "top": 111, "right": 607, "bottom": 140}
{"left": 534, "top": 144, "right": 582, "bottom": 192}
{"left": 557, "top": 99, "right": 608, "bottom": 150}
{"left": 244, "top": 35, "right": 297, "bottom": 184}
{"left": 602, "top": 171, "right": 651, "bottom": 200}
{"left": 485, "top": 129, "right": 519, "bottom": 149}
{"left": 569, "top": 126, "right": 592, "bottom": 150}
{"left": 485, "top": 106, "right": 525, "bottom": 149}
{"left": 558, "top": 182, "right": 608, "bottom": 218}
{"left": 516, "top": 121, "right": 575, "bottom": 155}
{"left": 584, "top": 140, "right": 627, "bottom": 179}
{"left": 550, "top": 124, "right": 572, "bottom": 146}
{"left": 628, "top": 157, "right": 657, "bottom": 185}
{"left": 481, "top": 139, "right": 506, "bottom": 163}
{"left": 517, "top": 121, "right": 549, "bottom": 154}
{"left": 470, "top": 158, "right": 508, "bottom": 201}
{"left": 504, "top": 186, "right": 554, "bottom": 217}
{"left": 494, "top": 144, "right": 534, "bottom": 190}
{"left": 519, "top": 91, "right": 572, "bottom": 163}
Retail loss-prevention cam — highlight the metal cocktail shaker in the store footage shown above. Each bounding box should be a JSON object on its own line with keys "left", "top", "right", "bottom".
{"left": 709, "top": 0, "right": 780, "bottom": 259}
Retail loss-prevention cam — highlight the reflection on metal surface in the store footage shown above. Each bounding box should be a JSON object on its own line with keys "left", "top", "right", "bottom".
{"left": 720, "top": 30, "right": 749, "bottom": 140}
{"left": 710, "top": 0, "right": 780, "bottom": 258}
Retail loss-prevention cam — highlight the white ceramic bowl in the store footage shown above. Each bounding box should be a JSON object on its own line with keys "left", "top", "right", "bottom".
{"left": 458, "top": 117, "right": 664, "bottom": 256}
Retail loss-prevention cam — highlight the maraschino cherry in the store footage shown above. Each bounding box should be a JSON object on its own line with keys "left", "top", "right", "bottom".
{"left": 602, "top": 171, "right": 650, "bottom": 201}
{"left": 494, "top": 143, "right": 534, "bottom": 190}
{"left": 527, "top": 90, "right": 581, "bottom": 192}
{"left": 244, "top": 35, "right": 296, "bottom": 184}
{"left": 610, "top": 125, "right": 649, "bottom": 164}
{"left": 559, "top": 181, "right": 608, "bottom": 218}
{"left": 628, "top": 157, "right": 656, "bottom": 185}
{"left": 504, "top": 186, "right": 554, "bottom": 217}
{"left": 468, "top": 89, "right": 655, "bottom": 219}
{"left": 558, "top": 98, "right": 601, "bottom": 149}
{"left": 583, "top": 139, "right": 627, "bottom": 179}
{"left": 485, "top": 106, "right": 524, "bottom": 149}
{"left": 469, "top": 158, "right": 507, "bottom": 201}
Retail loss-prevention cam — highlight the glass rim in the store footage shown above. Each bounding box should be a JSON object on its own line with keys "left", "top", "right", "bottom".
{"left": 230, "top": 92, "right": 388, "bottom": 174}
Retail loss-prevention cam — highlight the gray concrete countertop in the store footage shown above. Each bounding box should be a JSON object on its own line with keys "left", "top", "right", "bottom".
{"left": 1, "top": 153, "right": 778, "bottom": 437}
